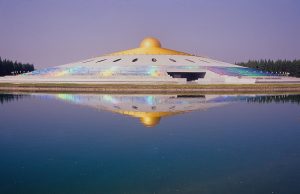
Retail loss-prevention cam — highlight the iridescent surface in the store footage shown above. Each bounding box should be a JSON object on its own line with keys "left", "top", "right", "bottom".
{"left": 22, "top": 64, "right": 164, "bottom": 77}
{"left": 207, "top": 67, "right": 276, "bottom": 76}
{"left": 0, "top": 93, "right": 299, "bottom": 194}
{"left": 23, "top": 65, "right": 274, "bottom": 78}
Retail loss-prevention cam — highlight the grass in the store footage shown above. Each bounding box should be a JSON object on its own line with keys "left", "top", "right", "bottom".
{"left": 1, "top": 83, "right": 300, "bottom": 95}
{"left": 0, "top": 82, "right": 299, "bottom": 92}
{"left": 1, "top": 82, "right": 300, "bottom": 88}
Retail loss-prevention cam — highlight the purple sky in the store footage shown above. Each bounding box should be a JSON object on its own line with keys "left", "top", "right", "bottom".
{"left": 1, "top": 0, "right": 300, "bottom": 68}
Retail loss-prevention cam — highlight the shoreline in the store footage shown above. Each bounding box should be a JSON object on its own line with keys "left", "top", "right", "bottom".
{"left": 1, "top": 83, "right": 300, "bottom": 94}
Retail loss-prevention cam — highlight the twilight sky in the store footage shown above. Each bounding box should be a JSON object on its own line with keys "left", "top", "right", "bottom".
{"left": 0, "top": 0, "right": 300, "bottom": 68}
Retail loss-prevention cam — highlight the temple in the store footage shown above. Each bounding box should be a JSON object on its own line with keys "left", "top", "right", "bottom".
{"left": 1, "top": 37, "right": 300, "bottom": 84}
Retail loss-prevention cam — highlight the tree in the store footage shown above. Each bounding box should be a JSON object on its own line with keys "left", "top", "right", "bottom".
{"left": 236, "top": 59, "right": 300, "bottom": 77}
{"left": 0, "top": 57, "right": 35, "bottom": 76}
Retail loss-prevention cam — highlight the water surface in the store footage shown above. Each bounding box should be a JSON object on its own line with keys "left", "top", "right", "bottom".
{"left": 0, "top": 93, "right": 299, "bottom": 194}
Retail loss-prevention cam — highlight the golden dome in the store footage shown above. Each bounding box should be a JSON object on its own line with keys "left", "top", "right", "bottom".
{"left": 140, "top": 37, "right": 162, "bottom": 48}
{"left": 140, "top": 116, "right": 161, "bottom": 127}
{"left": 106, "top": 37, "right": 192, "bottom": 56}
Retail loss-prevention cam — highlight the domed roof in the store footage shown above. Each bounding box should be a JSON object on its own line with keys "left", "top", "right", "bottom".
{"left": 107, "top": 37, "right": 192, "bottom": 56}
{"left": 140, "top": 37, "right": 162, "bottom": 48}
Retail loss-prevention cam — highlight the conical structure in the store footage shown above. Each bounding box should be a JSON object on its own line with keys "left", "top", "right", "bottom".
{"left": 1, "top": 37, "right": 299, "bottom": 84}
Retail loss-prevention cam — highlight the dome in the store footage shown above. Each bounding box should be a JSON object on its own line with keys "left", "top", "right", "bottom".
{"left": 140, "top": 37, "right": 162, "bottom": 48}
{"left": 107, "top": 36, "right": 191, "bottom": 56}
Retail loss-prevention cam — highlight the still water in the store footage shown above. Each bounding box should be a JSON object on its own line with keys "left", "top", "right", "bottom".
{"left": 0, "top": 92, "right": 299, "bottom": 194}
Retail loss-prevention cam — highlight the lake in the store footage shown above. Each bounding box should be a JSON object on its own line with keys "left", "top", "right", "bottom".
{"left": 0, "top": 92, "right": 299, "bottom": 194}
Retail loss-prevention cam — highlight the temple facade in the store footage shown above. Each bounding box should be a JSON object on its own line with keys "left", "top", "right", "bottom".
{"left": 1, "top": 37, "right": 299, "bottom": 84}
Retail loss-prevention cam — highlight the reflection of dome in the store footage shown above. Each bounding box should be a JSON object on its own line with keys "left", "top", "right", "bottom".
{"left": 140, "top": 116, "right": 161, "bottom": 127}
{"left": 112, "top": 111, "right": 182, "bottom": 128}
{"left": 140, "top": 37, "right": 161, "bottom": 48}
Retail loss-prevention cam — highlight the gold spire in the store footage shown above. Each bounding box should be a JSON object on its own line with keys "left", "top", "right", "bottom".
{"left": 106, "top": 37, "right": 192, "bottom": 56}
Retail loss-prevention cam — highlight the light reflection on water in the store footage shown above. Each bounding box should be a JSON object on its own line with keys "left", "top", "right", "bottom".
{"left": 25, "top": 93, "right": 300, "bottom": 127}
{"left": 0, "top": 93, "right": 299, "bottom": 193}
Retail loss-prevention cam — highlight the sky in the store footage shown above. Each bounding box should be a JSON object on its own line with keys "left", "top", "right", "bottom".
{"left": 0, "top": 0, "right": 300, "bottom": 69}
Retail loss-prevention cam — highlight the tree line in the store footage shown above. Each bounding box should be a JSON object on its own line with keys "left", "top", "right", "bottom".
{"left": 1, "top": 93, "right": 299, "bottom": 105}
{"left": 246, "top": 95, "right": 300, "bottom": 104}
{"left": 236, "top": 59, "right": 300, "bottom": 77}
{"left": 0, "top": 57, "right": 35, "bottom": 76}
{"left": 0, "top": 94, "right": 27, "bottom": 104}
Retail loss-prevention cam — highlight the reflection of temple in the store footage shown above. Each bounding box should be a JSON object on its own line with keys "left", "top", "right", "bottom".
{"left": 4, "top": 93, "right": 300, "bottom": 127}
{"left": 34, "top": 94, "right": 239, "bottom": 127}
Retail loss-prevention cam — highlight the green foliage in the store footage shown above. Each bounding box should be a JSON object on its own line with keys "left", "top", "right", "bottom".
{"left": 0, "top": 57, "right": 35, "bottom": 76}
{"left": 236, "top": 59, "right": 300, "bottom": 77}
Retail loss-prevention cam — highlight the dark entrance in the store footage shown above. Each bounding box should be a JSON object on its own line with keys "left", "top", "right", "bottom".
{"left": 167, "top": 72, "right": 206, "bottom": 81}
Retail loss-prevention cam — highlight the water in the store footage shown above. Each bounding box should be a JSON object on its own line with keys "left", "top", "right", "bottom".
{"left": 0, "top": 92, "right": 299, "bottom": 194}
